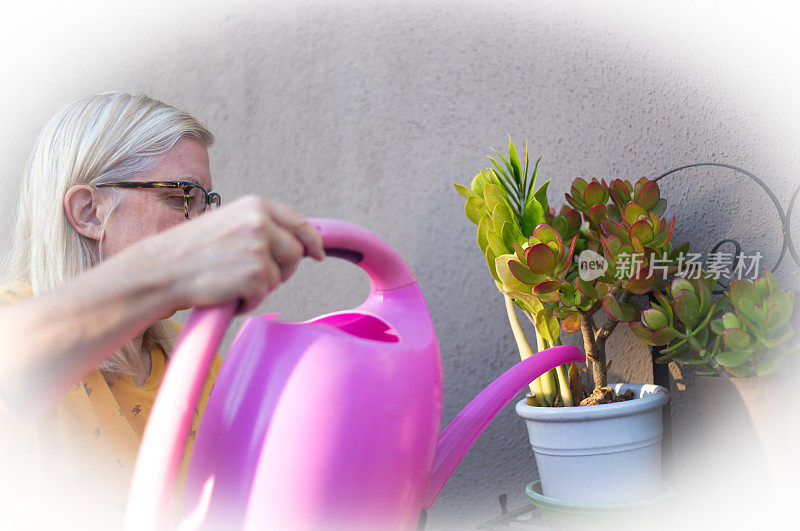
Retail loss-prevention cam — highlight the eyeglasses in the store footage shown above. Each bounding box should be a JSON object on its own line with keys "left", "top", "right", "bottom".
{"left": 96, "top": 180, "right": 222, "bottom": 220}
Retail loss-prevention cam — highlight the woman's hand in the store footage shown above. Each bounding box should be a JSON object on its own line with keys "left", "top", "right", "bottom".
{"left": 0, "top": 196, "right": 323, "bottom": 417}
{"left": 140, "top": 195, "right": 325, "bottom": 314}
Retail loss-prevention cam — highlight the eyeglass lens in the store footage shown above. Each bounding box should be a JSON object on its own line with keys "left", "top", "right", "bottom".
{"left": 187, "top": 187, "right": 205, "bottom": 215}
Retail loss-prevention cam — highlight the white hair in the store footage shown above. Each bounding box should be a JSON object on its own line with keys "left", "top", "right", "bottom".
{"left": 1, "top": 92, "right": 214, "bottom": 380}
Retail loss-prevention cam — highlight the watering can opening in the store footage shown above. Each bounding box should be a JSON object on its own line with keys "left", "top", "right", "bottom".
{"left": 305, "top": 311, "right": 399, "bottom": 343}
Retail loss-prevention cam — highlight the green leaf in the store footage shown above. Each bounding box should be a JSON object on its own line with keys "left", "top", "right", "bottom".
{"left": 589, "top": 204, "right": 608, "bottom": 225}
{"left": 454, "top": 183, "right": 476, "bottom": 199}
{"left": 673, "top": 289, "right": 700, "bottom": 328}
{"left": 643, "top": 308, "right": 669, "bottom": 330}
{"left": 471, "top": 172, "right": 488, "bottom": 197}
{"left": 522, "top": 141, "right": 530, "bottom": 202}
{"left": 716, "top": 348, "right": 753, "bottom": 368}
{"left": 488, "top": 230, "right": 510, "bottom": 256}
{"left": 766, "top": 290, "right": 793, "bottom": 324}
{"left": 688, "top": 327, "right": 709, "bottom": 352}
{"left": 505, "top": 289, "right": 544, "bottom": 314}
{"left": 654, "top": 291, "right": 674, "bottom": 325}
{"left": 603, "top": 295, "right": 624, "bottom": 321}
{"left": 483, "top": 183, "right": 505, "bottom": 213}
{"left": 679, "top": 358, "right": 712, "bottom": 366}
{"left": 623, "top": 202, "right": 647, "bottom": 225}
{"left": 630, "top": 322, "right": 656, "bottom": 345}
{"left": 688, "top": 299, "right": 722, "bottom": 338}
{"left": 736, "top": 298, "right": 765, "bottom": 330}
{"left": 562, "top": 313, "right": 582, "bottom": 333}
{"left": 490, "top": 148, "right": 516, "bottom": 181}
{"left": 583, "top": 181, "right": 606, "bottom": 207}
{"left": 729, "top": 279, "right": 760, "bottom": 306}
{"left": 722, "top": 312, "right": 741, "bottom": 329}
{"left": 760, "top": 326, "right": 793, "bottom": 349}
{"left": 635, "top": 180, "right": 660, "bottom": 211}
{"left": 670, "top": 278, "right": 694, "bottom": 299}
{"left": 477, "top": 216, "right": 490, "bottom": 253}
{"left": 530, "top": 224, "right": 559, "bottom": 245}
{"left": 661, "top": 336, "right": 689, "bottom": 354}
{"left": 501, "top": 222, "right": 520, "bottom": 252}
{"left": 485, "top": 247, "right": 500, "bottom": 283}
{"left": 723, "top": 328, "right": 751, "bottom": 350}
{"left": 600, "top": 219, "right": 628, "bottom": 240}
{"left": 492, "top": 201, "right": 515, "bottom": 235}
{"left": 755, "top": 346, "right": 787, "bottom": 377}
{"left": 508, "top": 136, "right": 522, "bottom": 184}
{"left": 559, "top": 282, "right": 577, "bottom": 307}
{"left": 495, "top": 255, "right": 533, "bottom": 293}
{"left": 508, "top": 259, "right": 541, "bottom": 285}
{"left": 652, "top": 327, "right": 681, "bottom": 345}
{"left": 533, "top": 280, "right": 561, "bottom": 295}
{"left": 532, "top": 175, "right": 549, "bottom": 213}
{"left": 488, "top": 155, "right": 520, "bottom": 208}
{"left": 535, "top": 310, "right": 561, "bottom": 345}
{"left": 695, "top": 277, "right": 713, "bottom": 316}
{"left": 522, "top": 199, "right": 546, "bottom": 237}
{"left": 764, "top": 270, "right": 780, "bottom": 293}
{"left": 513, "top": 240, "right": 526, "bottom": 263}
{"left": 603, "top": 295, "right": 639, "bottom": 322}
{"left": 527, "top": 243, "right": 557, "bottom": 275}
{"left": 576, "top": 277, "right": 600, "bottom": 300}
{"left": 710, "top": 318, "right": 725, "bottom": 335}
{"left": 754, "top": 276, "right": 770, "bottom": 300}
{"left": 464, "top": 197, "right": 486, "bottom": 224}
{"left": 725, "top": 364, "right": 752, "bottom": 377}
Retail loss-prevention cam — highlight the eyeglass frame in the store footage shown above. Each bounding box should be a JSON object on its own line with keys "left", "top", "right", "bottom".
{"left": 95, "top": 180, "right": 222, "bottom": 220}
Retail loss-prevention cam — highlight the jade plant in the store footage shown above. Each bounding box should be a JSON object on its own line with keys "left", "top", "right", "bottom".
{"left": 455, "top": 138, "right": 687, "bottom": 406}
{"left": 634, "top": 270, "right": 798, "bottom": 377}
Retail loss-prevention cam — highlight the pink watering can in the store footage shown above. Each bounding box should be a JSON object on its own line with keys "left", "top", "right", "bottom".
{"left": 124, "top": 219, "right": 582, "bottom": 530}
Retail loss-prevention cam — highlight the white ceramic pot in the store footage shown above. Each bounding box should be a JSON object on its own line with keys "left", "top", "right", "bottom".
{"left": 515, "top": 383, "right": 668, "bottom": 503}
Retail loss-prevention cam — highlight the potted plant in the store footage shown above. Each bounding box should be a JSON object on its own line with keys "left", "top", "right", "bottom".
{"left": 635, "top": 269, "right": 798, "bottom": 500}
{"left": 454, "top": 138, "right": 685, "bottom": 507}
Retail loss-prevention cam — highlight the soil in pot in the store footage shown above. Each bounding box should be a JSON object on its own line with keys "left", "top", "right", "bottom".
{"left": 526, "top": 386, "right": 635, "bottom": 407}
{"left": 579, "top": 386, "right": 634, "bottom": 406}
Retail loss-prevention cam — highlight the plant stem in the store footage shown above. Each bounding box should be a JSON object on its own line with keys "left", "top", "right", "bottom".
{"left": 579, "top": 310, "right": 607, "bottom": 390}
{"left": 534, "top": 331, "right": 558, "bottom": 406}
{"left": 503, "top": 294, "right": 546, "bottom": 405}
{"left": 554, "top": 363, "right": 574, "bottom": 406}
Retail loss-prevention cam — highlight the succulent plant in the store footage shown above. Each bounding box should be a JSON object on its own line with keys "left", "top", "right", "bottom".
{"left": 494, "top": 176, "right": 687, "bottom": 394}
{"left": 637, "top": 270, "right": 798, "bottom": 377}
{"left": 455, "top": 138, "right": 578, "bottom": 406}
{"left": 454, "top": 138, "right": 549, "bottom": 286}
{"left": 456, "top": 142, "right": 694, "bottom": 404}
{"left": 631, "top": 273, "right": 721, "bottom": 360}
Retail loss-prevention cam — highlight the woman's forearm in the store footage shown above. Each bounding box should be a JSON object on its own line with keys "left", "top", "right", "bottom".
{"left": 0, "top": 245, "right": 179, "bottom": 418}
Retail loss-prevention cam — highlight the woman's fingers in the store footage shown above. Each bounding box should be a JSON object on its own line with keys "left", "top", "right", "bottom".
{"left": 266, "top": 200, "right": 325, "bottom": 261}
{"left": 268, "top": 225, "right": 306, "bottom": 282}
{"left": 154, "top": 195, "right": 324, "bottom": 314}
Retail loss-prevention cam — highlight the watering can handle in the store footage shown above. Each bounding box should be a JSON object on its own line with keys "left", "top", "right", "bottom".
{"left": 124, "top": 218, "right": 415, "bottom": 530}
{"left": 309, "top": 217, "right": 416, "bottom": 292}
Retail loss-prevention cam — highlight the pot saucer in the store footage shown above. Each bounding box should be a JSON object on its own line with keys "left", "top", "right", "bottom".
{"left": 525, "top": 480, "right": 672, "bottom": 530}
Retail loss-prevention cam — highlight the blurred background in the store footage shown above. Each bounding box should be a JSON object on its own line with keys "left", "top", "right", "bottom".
{"left": 1, "top": 1, "right": 798, "bottom": 528}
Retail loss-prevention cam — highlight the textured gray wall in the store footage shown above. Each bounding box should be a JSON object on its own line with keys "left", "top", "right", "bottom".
{"left": 1, "top": 1, "right": 799, "bottom": 528}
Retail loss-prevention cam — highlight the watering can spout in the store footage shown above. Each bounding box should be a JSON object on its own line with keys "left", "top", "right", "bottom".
{"left": 422, "top": 345, "right": 583, "bottom": 508}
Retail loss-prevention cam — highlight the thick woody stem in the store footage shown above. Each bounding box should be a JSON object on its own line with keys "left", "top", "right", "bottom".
{"left": 579, "top": 311, "right": 607, "bottom": 390}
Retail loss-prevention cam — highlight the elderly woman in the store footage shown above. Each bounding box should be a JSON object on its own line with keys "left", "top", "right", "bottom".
{"left": 0, "top": 92, "right": 324, "bottom": 526}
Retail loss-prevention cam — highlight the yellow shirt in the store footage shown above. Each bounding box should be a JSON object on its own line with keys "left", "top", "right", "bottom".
{"left": 0, "top": 281, "right": 221, "bottom": 527}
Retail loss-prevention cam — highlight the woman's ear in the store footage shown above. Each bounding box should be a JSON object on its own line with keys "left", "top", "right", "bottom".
{"left": 63, "top": 185, "right": 110, "bottom": 242}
